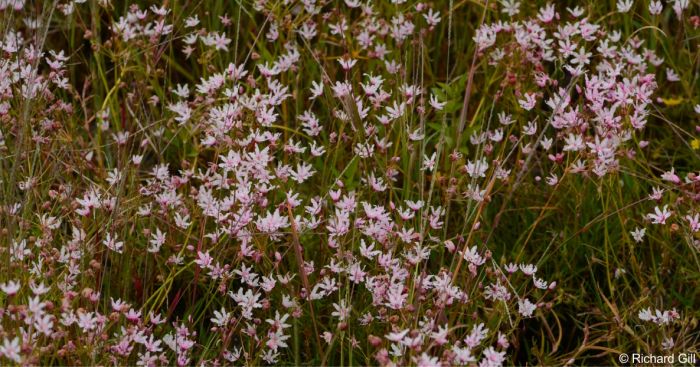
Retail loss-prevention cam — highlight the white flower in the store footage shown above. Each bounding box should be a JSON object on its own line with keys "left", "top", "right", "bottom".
{"left": 422, "top": 152, "right": 437, "bottom": 172}
{"left": 617, "top": 0, "right": 633, "bottom": 13}
{"left": 331, "top": 300, "right": 352, "bottom": 321}
{"left": 519, "top": 264, "right": 537, "bottom": 276}
{"left": 423, "top": 9, "right": 441, "bottom": 27}
{"left": 501, "top": 0, "right": 520, "bottom": 16}
{"left": 662, "top": 337, "right": 675, "bottom": 350}
{"left": 148, "top": 228, "right": 166, "bottom": 253}
{"left": 481, "top": 346, "right": 506, "bottom": 367}
{"left": 0, "top": 337, "right": 21, "bottom": 363}
{"left": 518, "top": 298, "right": 537, "bottom": 318}
{"left": 518, "top": 92, "right": 537, "bottom": 111}
{"left": 210, "top": 307, "right": 230, "bottom": 327}
{"left": 0, "top": 280, "right": 20, "bottom": 295}
{"left": 386, "top": 329, "right": 409, "bottom": 342}
{"left": 648, "top": 205, "right": 672, "bottom": 225}
{"left": 103, "top": 233, "right": 124, "bottom": 253}
{"left": 630, "top": 227, "right": 646, "bottom": 243}
{"left": 649, "top": 0, "right": 663, "bottom": 14}
{"left": 466, "top": 158, "right": 489, "bottom": 178}
{"left": 666, "top": 68, "right": 680, "bottom": 82}
{"left": 429, "top": 94, "right": 446, "bottom": 110}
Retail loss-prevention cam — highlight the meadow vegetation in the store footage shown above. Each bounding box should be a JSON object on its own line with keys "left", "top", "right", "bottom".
{"left": 0, "top": 0, "right": 699, "bottom": 365}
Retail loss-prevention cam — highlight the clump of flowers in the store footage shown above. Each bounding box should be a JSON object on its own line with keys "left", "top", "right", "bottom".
{"left": 0, "top": 0, "right": 698, "bottom": 365}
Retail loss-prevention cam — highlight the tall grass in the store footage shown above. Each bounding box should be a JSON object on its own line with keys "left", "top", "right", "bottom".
{"left": 0, "top": 0, "right": 698, "bottom": 365}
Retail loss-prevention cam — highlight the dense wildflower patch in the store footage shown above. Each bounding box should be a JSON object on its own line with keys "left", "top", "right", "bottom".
{"left": 0, "top": 0, "right": 698, "bottom": 365}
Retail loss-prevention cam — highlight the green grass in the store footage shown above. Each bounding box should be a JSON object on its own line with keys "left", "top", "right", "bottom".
{"left": 0, "top": 0, "right": 699, "bottom": 365}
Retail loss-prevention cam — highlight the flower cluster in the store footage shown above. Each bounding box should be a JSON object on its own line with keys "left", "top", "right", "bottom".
{"left": 0, "top": 0, "right": 698, "bottom": 365}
